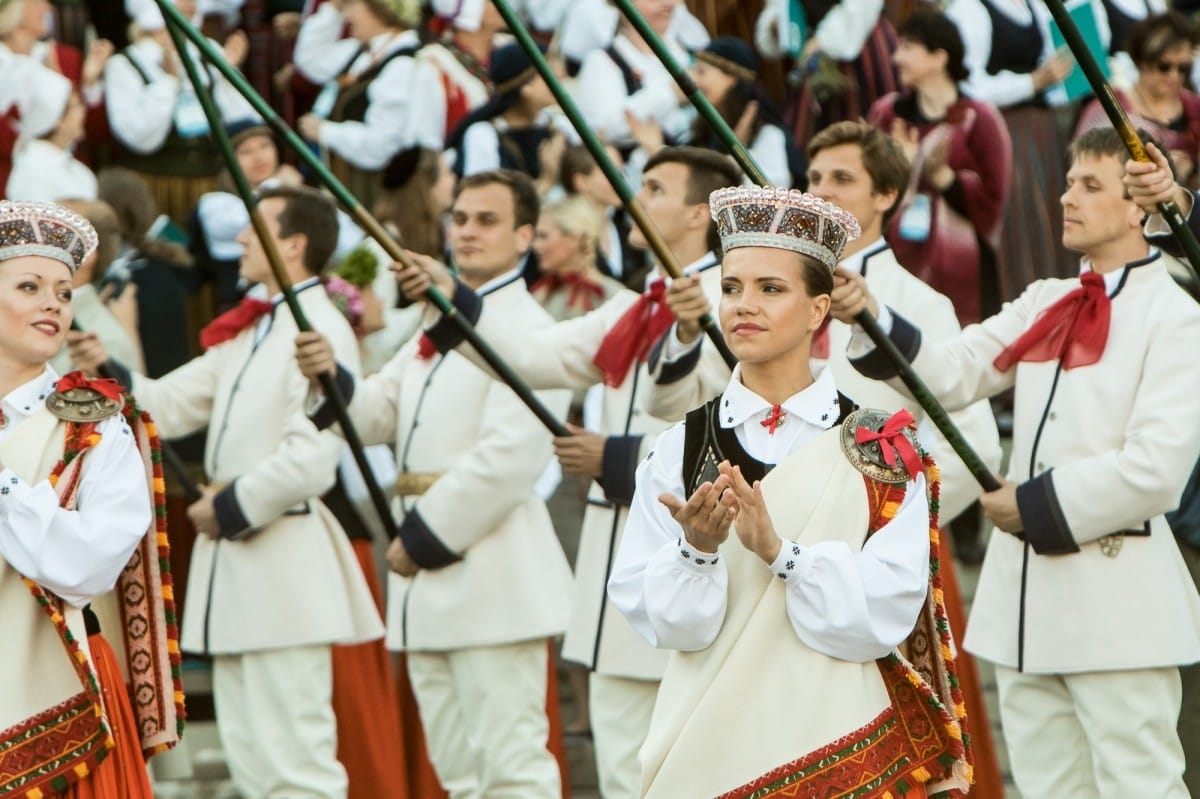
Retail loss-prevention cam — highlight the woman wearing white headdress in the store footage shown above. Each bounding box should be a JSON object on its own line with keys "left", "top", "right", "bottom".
{"left": 609, "top": 186, "right": 971, "bottom": 798}
{"left": 0, "top": 199, "right": 181, "bottom": 798}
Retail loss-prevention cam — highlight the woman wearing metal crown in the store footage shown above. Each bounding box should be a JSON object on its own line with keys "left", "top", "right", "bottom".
{"left": 608, "top": 185, "right": 971, "bottom": 798}
{"left": 0, "top": 199, "right": 181, "bottom": 798}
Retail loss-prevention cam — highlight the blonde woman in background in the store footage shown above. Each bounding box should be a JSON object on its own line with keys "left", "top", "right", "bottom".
{"left": 531, "top": 195, "right": 625, "bottom": 323}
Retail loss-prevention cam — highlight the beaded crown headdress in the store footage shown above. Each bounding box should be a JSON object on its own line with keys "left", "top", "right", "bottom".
{"left": 0, "top": 200, "right": 98, "bottom": 273}
{"left": 709, "top": 186, "right": 861, "bottom": 270}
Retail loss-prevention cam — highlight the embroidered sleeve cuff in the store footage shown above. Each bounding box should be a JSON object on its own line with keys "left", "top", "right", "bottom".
{"left": 849, "top": 308, "right": 922, "bottom": 381}
{"left": 676, "top": 536, "right": 721, "bottom": 571}
{"left": 1016, "top": 470, "right": 1079, "bottom": 555}
{"left": 214, "top": 480, "right": 255, "bottom": 541}
{"left": 768, "top": 538, "right": 812, "bottom": 582}
{"left": 398, "top": 509, "right": 463, "bottom": 570}
{"left": 309, "top": 364, "right": 357, "bottom": 430}
{"left": 599, "top": 434, "right": 643, "bottom": 506}
{"left": 423, "top": 280, "right": 482, "bottom": 354}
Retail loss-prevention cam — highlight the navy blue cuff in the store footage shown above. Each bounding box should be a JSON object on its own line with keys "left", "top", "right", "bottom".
{"left": 849, "top": 309, "right": 922, "bottom": 381}
{"left": 398, "top": 509, "right": 462, "bottom": 570}
{"left": 599, "top": 434, "right": 643, "bottom": 506}
{"left": 424, "top": 280, "right": 482, "bottom": 354}
{"left": 213, "top": 481, "right": 255, "bottom": 540}
{"left": 105, "top": 360, "right": 133, "bottom": 392}
{"left": 652, "top": 335, "right": 703, "bottom": 385}
{"left": 311, "top": 364, "right": 356, "bottom": 431}
{"left": 1016, "top": 470, "right": 1079, "bottom": 555}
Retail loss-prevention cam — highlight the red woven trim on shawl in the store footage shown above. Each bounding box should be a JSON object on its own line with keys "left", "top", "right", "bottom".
{"left": 715, "top": 457, "right": 972, "bottom": 799}
{"left": 2, "top": 432, "right": 113, "bottom": 798}
{"left": 117, "top": 403, "right": 185, "bottom": 757}
{"left": 0, "top": 691, "right": 111, "bottom": 797}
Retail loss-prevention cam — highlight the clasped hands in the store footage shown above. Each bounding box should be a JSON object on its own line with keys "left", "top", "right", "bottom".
{"left": 659, "top": 461, "right": 782, "bottom": 565}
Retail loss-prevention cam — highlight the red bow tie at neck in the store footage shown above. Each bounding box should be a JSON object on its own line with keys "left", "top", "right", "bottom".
{"left": 56, "top": 370, "right": 124, "bottom": 400}
{"left": 592, "top": 278, "right": 676, "bottom": 388}
{"left": 993, "top": 271, "right": 1111, "bottom": 372}
{"left": 199, "top": 297, "right": 274, "bottom": 349}
{"left": 531, "top": 272, "right": 607, "bottom": 312}
{"left": 855, "top": 409, "right": 923, "bottom": 479}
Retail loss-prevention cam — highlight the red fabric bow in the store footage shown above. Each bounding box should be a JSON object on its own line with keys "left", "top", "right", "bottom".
{"left": 199, "top": 297, "right": 274, "bottom": 349}
{"left": 531, "top": 272, "right": 608, "bottom": 312}
{"left": 56, "top": 370, "right": 124, "bottom": 401}
{"left": 592, "top": 278, "right": 676, "bottom": 387}
{"left": 810, "top": 315, "right": 832, "bottom": 360}
{"left": 855, "top": 409, "right": 923, "bottom": 479}
{"left": 993, "top": 271, "right": 1111, "bottom": 372}
{"left": 416, "top": 333, "right": 437, "bottom": 360}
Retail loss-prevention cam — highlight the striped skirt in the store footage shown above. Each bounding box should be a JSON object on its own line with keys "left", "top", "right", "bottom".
{"left": 787, "top": 20, "right": 900, "bottom": 145}
{"left": 995, "top": 104, "right": 1076, "bottom": 301}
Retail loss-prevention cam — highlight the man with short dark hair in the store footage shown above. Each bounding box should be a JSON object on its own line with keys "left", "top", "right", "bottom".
{"left": 838, "top": 125, "right": 1200, "bottom": 798}
{"left": 67, "top": 184, "right": 383, "bottom": 798}
{"left": 294, "top": 169, "right": 572, "bottom": 798}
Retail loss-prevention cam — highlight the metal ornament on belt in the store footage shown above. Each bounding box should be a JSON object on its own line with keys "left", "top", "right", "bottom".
{"left": 46, "top": 386, "right": 124, "bottom": 423}
{"left": 840, "top": 408, "right": 914, "bottom": 484}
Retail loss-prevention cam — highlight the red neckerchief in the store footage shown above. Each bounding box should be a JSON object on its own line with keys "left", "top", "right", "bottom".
{"left": 993, "top": 271, "right": 1110, "bottom": 372}
{"left": 199, "top": 297, "right": 274, "bottom": 349}
{"left": 531, "top": 272, "right": 608, "bottom": 312}
{"left": 592, "top": 278, "right": 675, "bottom": 388}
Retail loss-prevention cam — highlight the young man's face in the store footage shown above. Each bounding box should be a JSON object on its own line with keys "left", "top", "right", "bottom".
{"left": 629, "top": 161, "right": 702, "bottom": 252}
{"left": 448, "top": 183, "right": 533, "bottom": 284}
{"left": 807, "top": 143, "right": 895, "bottom": 243}
{"left": 1060, "top": 153, "right": 1143, "bottom": 256}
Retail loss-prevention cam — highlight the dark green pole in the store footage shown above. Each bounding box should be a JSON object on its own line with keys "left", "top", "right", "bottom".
{"left": 615, "top": 0, "right": 1000, "bottom": 490}
{"left": 162, "top": 11, "right": 403, "bottom": 539}
{"left": 1042, "top": 0, "right": 1200, "bottom": 282}
{"left": 492, "top": 0, "right": 737, "bottom": 371}
{"left": 153, "top": 0, "right": 570, "bottom": 439}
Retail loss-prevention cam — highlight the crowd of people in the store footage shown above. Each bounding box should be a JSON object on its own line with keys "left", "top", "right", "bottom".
{"left": 4, "top": 0, "right": 1200, "bottom": 797}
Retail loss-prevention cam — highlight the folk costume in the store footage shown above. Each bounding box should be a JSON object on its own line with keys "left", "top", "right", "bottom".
{"left": 610, "top": 188, "right": 970, "bottom": 798}
{"left": 313, "top": 269, "right": 572, "bottom": 798}
{"left": 293, "top": 0, "right": 441, "bottom": 212}
{"left": 5, "top": 69, "right": 98, "bottom": 203}
{"left": 109, "top": 276, "right": 384, "bottom": 798}
{"left": 0, "top": 201, "right": 182, "bottom": 798}
{"left": 421, "top": 0, "right": 496, "bottom": 137}
{"left": 103, "top": 1, "right": 255, "bottom": 224}
{"left": 420, "top": 251, "right": 722, "bottom": 799}
{"left": 849, "top": 244, "right": 1200, "bottom": 797}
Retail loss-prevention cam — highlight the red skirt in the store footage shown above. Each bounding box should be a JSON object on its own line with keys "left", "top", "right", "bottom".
{"left": 71, "top": 634, "right": 154, "bottom": 799}
{"left": 332, "top": 540, "right": 412, "bottom": 799}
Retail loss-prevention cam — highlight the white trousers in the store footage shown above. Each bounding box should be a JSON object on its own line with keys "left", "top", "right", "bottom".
{"left": 589, "top": 674, "right": 658, "bottom": 799}
{"left": 407, "top": 639, "right": 561, "bottom": 799}
{"left": 996, "top": 665, "right": 1188, "bottom": 799}
{"left": 213, "top": 645, "right": 348, "bottom": 798}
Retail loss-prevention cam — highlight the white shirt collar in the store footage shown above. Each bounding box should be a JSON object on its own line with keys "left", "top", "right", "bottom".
{"left": 839, "top": 237, "right": 889, "bottom": 276}
{"left": 1, "top": 366, "right": 60, "bottom": 425}
{"left": 1079, "top": 248, "right": 1159, "bottom": 295}
{"left": 475, "top": 265, "right": 524, "bottom": 296}
{"left": 719, "top": 362, "right": 842, "bottom": 431}
{"left": 263, "top": 275, "right": 322, "bottom": 306}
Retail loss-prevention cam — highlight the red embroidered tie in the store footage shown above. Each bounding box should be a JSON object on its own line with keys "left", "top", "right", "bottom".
{"left": 530, "top": 272, "right": 607, "bottom": 312}
{"left": 199, "top": 297, "right": 274, "bottom": 349}
{"left": 810, "top": 315, "right": 832, "bottom": 360}
{"left": 592, "top": 278, "right": 676, "bottom": 387}
{"left": 993, "top": 271, "right": 1111, "bottom": 372}
{"left": 761, "top": 404, "right": 786, "bottom": 434}
{"left": 855, "top": 409, "right": 923, "bottom": 478}
{"left": 416, "top": 333, "right": 437, "bottom": 360}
